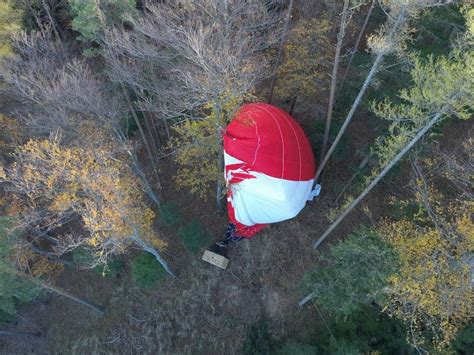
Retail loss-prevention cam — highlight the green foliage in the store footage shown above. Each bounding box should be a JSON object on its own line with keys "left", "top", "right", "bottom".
{"left": 242, "top": 319, "right": 275, "bottom": 355}
{"left": 131, "top": 252, "right": 166, "bottom": 288}
{"left": 369, "top": 47, "right": 473, "bottom": 184}
{"left": 177, "top": 219, "right": 211, "bottom": 253}
{"left": 69, "top": 0, "right": 137, "bottom": 43}
{"left": 73, "top": 246, "right": 124, "bottom": 277}
{"left": 0, "top": 217, "right": 40, "bottom": 318}
{"left": 94, "top": 259, "right": 124, "bottom": 278}
{"left": 410, "top": 4, "right": 466, "bottom": 59}
{"left": 159, "top": 203, "right": 182, "bottom": 228}
{"left": 303, "top": 227, "right": 399, "bottom": 319}
{"left": 309, "top": 120, "right": 349, "bottom": 162}
{"left": 451, "top": 322, "right": 474, "bottom": 355}
{"left": 311, "top": 306, "right": 414, "bottom": 354}
{"left": 72, "top": 246, "right": 96, "bottom": 267}
{"left": 338, "top": 4, "right": 466, "bottom": 111}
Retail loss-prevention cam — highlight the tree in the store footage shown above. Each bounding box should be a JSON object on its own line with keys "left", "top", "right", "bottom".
{"left": 103, "top": 0, "right": 283, "bottom": 209}
{"left": 336, "top": 0, "right": 376, "bottom": 97}
{"left": 0, "top": 0, "right": 22, "bottom": 57}
{"left": 314, "top": 26, "right": 473, "bottom": 248}
{"left": 0, "top": 216, "right": 104, "bottom": 315}
{"left": 0, "top": 30, "right": 162, "bottom": 209}
{"left": 267, "top": 0, "right": 294, "bottom": 104}
{"left": 0, "top": 135, "right": 174, "bottom": 276}
{"left": 302, "top": 227, "right": 398, "bottom": 319}
{"left": 267, "top": 15, "right": 332, "bottom": 109}
{"left": 381, "top": 208, "right": 473, "bottom": 350}
{"left": 0, "top": 218, "right": 39, "bottom": 318}
{"left": 320, "top": 0, "right": 367, "bottom": 163}
{"left": 378, "top": 148, "right": 473, "bottom": 350}
{"left": 314, "top": 0, "right": 446, "bottom": 182}
{"left": 69, "top": 0, "right": 137, "bottom": 45}
{"left": 302, "top": 144, "right": 473, "bottom": 351}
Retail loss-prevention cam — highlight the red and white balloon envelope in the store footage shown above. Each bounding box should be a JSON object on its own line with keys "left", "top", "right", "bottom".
{"left": 224, "top": 103, "right": 317, "bottom": 238}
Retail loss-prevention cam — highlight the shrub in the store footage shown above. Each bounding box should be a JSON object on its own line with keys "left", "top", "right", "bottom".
{"left": 159, "top": 203, "right": 182, "bottom": 227}
{"left": 131, "top": 253, "right": 166, "bottom": 288}
{"left": 450, "top": 322, "right": 474, "bottom": 355}
{"left": 177, "top": 220, "right": 211, "bottom": 253}
{"left": 242, "top": 319, "right": 275, "bottom": 355}
{"left": 69, "top": 0, "right": 137, "bottom": 43}
{"left": 311, "top": 306, "right": 413, "bottom": 354}
{"left": 72, "top": 246, "right": 96, "bottom": 268}
{"left": 93, "top": 259, "right": 124, "bottom": 278}
{"left": 303, "top": 227, "right": 399, "bottom": 319}
{"left": 73, "top": 247, "right": 123, "bottom": 277}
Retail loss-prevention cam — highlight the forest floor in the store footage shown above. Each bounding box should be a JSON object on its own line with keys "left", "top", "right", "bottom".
{"left": 1, "top": 89, "right": 472, "bottom": 354}
{"left": 0, "top": 92, "right": 396, "bottom": 354}
{"left": 1, "top": 2, "right": 470, "bottom": 352}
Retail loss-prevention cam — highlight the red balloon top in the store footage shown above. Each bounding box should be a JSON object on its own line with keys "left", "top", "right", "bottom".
{"left": 224, "top": 103, "right": 315, "bottom": 181}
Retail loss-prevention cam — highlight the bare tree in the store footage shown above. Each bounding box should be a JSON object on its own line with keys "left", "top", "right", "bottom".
{"left": 268, "top": 0, "right": 294, "bottom": 104}
{"left": 0, "top": 31, "right": 174, "bottom": 275}
{"left": 103, "top": 0, "right": 284, "bottom": 209}
{"left": 0, "top": 32, "right": 161, "bottom": 202}
{"left": 320, "top": 0, "right": 352, "bottom": 163}
{"left": 313, "top": 41, "right": 473, "bottom": 248}
{"left": 314, "top": 0, "right": 448, "bottom": 183}
{"left": 337, "top": 0, "right": 376, "bottom": 97}
{"left": 18, "top": 270, "right": 105, "bottom": 315}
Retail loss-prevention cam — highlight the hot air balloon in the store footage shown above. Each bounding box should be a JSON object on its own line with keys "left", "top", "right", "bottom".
{"left": 202, "top": 103, "right": 319, "bottom": 269}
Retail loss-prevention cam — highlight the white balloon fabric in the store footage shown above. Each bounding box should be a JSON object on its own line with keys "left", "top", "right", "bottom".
{"left": 223, "top": 103, "right": 316, "bottom": 237}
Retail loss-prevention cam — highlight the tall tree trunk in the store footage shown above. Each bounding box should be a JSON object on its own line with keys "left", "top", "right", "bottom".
{"left": 320, "top": 0, "right": 351, "bottom": 163}
{"left": 313, "top": 109, "right": 445, "bottom": 249}
{"left": 314, "top": 9, "right": 406, "bottom": 183}
{"left": 112, "top": 127, "right": 162, "bottom": 208}
{"left": 0, "top": 330, "right": 41, "bottom": 337}
{"left": 40, "top": 0, "right": 62, "bottom": 42}
{"left": 143, "top": 112, "right": 160, "bottom": 155}
{"left": 268, "top": 0, "right": 294, "bottom": 104}
{"left": 131, "top": 235, "right": 176, "bottom": 277}
{"left": 30, "top": 245, "right": 74, "bottom": 267}
{"left": 337, "top": 0, "right": 375, "bottom": 98}
{"left": 147, "top": 112, "right": 163, "bottom": 148}
{"left": 27, "top": 227, "right": 59, "bottom": 246}
{"left": 215, "top": 103, "right": 224, "bottom": 212}
{"left": 162, "top": 117, "right": 171, "bottom": 140}
{"left": 298, "top": 292, "right": 315, "bottom": 307}
{"left": 289, "top": 95, "right": 297, "bottom": 115}
{"left": 17, "top": 271, "right": 105, "bottom": 315}
{"left": 120, "top": 85, "right": 161, "bottom": 187}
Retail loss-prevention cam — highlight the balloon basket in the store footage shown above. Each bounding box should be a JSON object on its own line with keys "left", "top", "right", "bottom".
{"left": 202, "top": 244, "right": 229, "bottom": 270}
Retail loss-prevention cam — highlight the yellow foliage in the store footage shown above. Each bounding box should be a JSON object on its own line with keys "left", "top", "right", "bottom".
{"left": 3, "top": 134, "right": 166, "bottom": 266}
{"left": 0, "top": 0, "right": 22, "bottom": 57}
{"left": 169, "top": 92, "right": 246, "bottom": 198}
{"left": 380, "top": 156, "right": 473, "bottom": 349}
{"left": 31, "top": 256, "right": 64, "bottom": 278}
{"left": 14, "top": 246, "right": 64, "bottom": 279}
{"left": 270, "top": 17, "right": 332, "bottom": 101}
